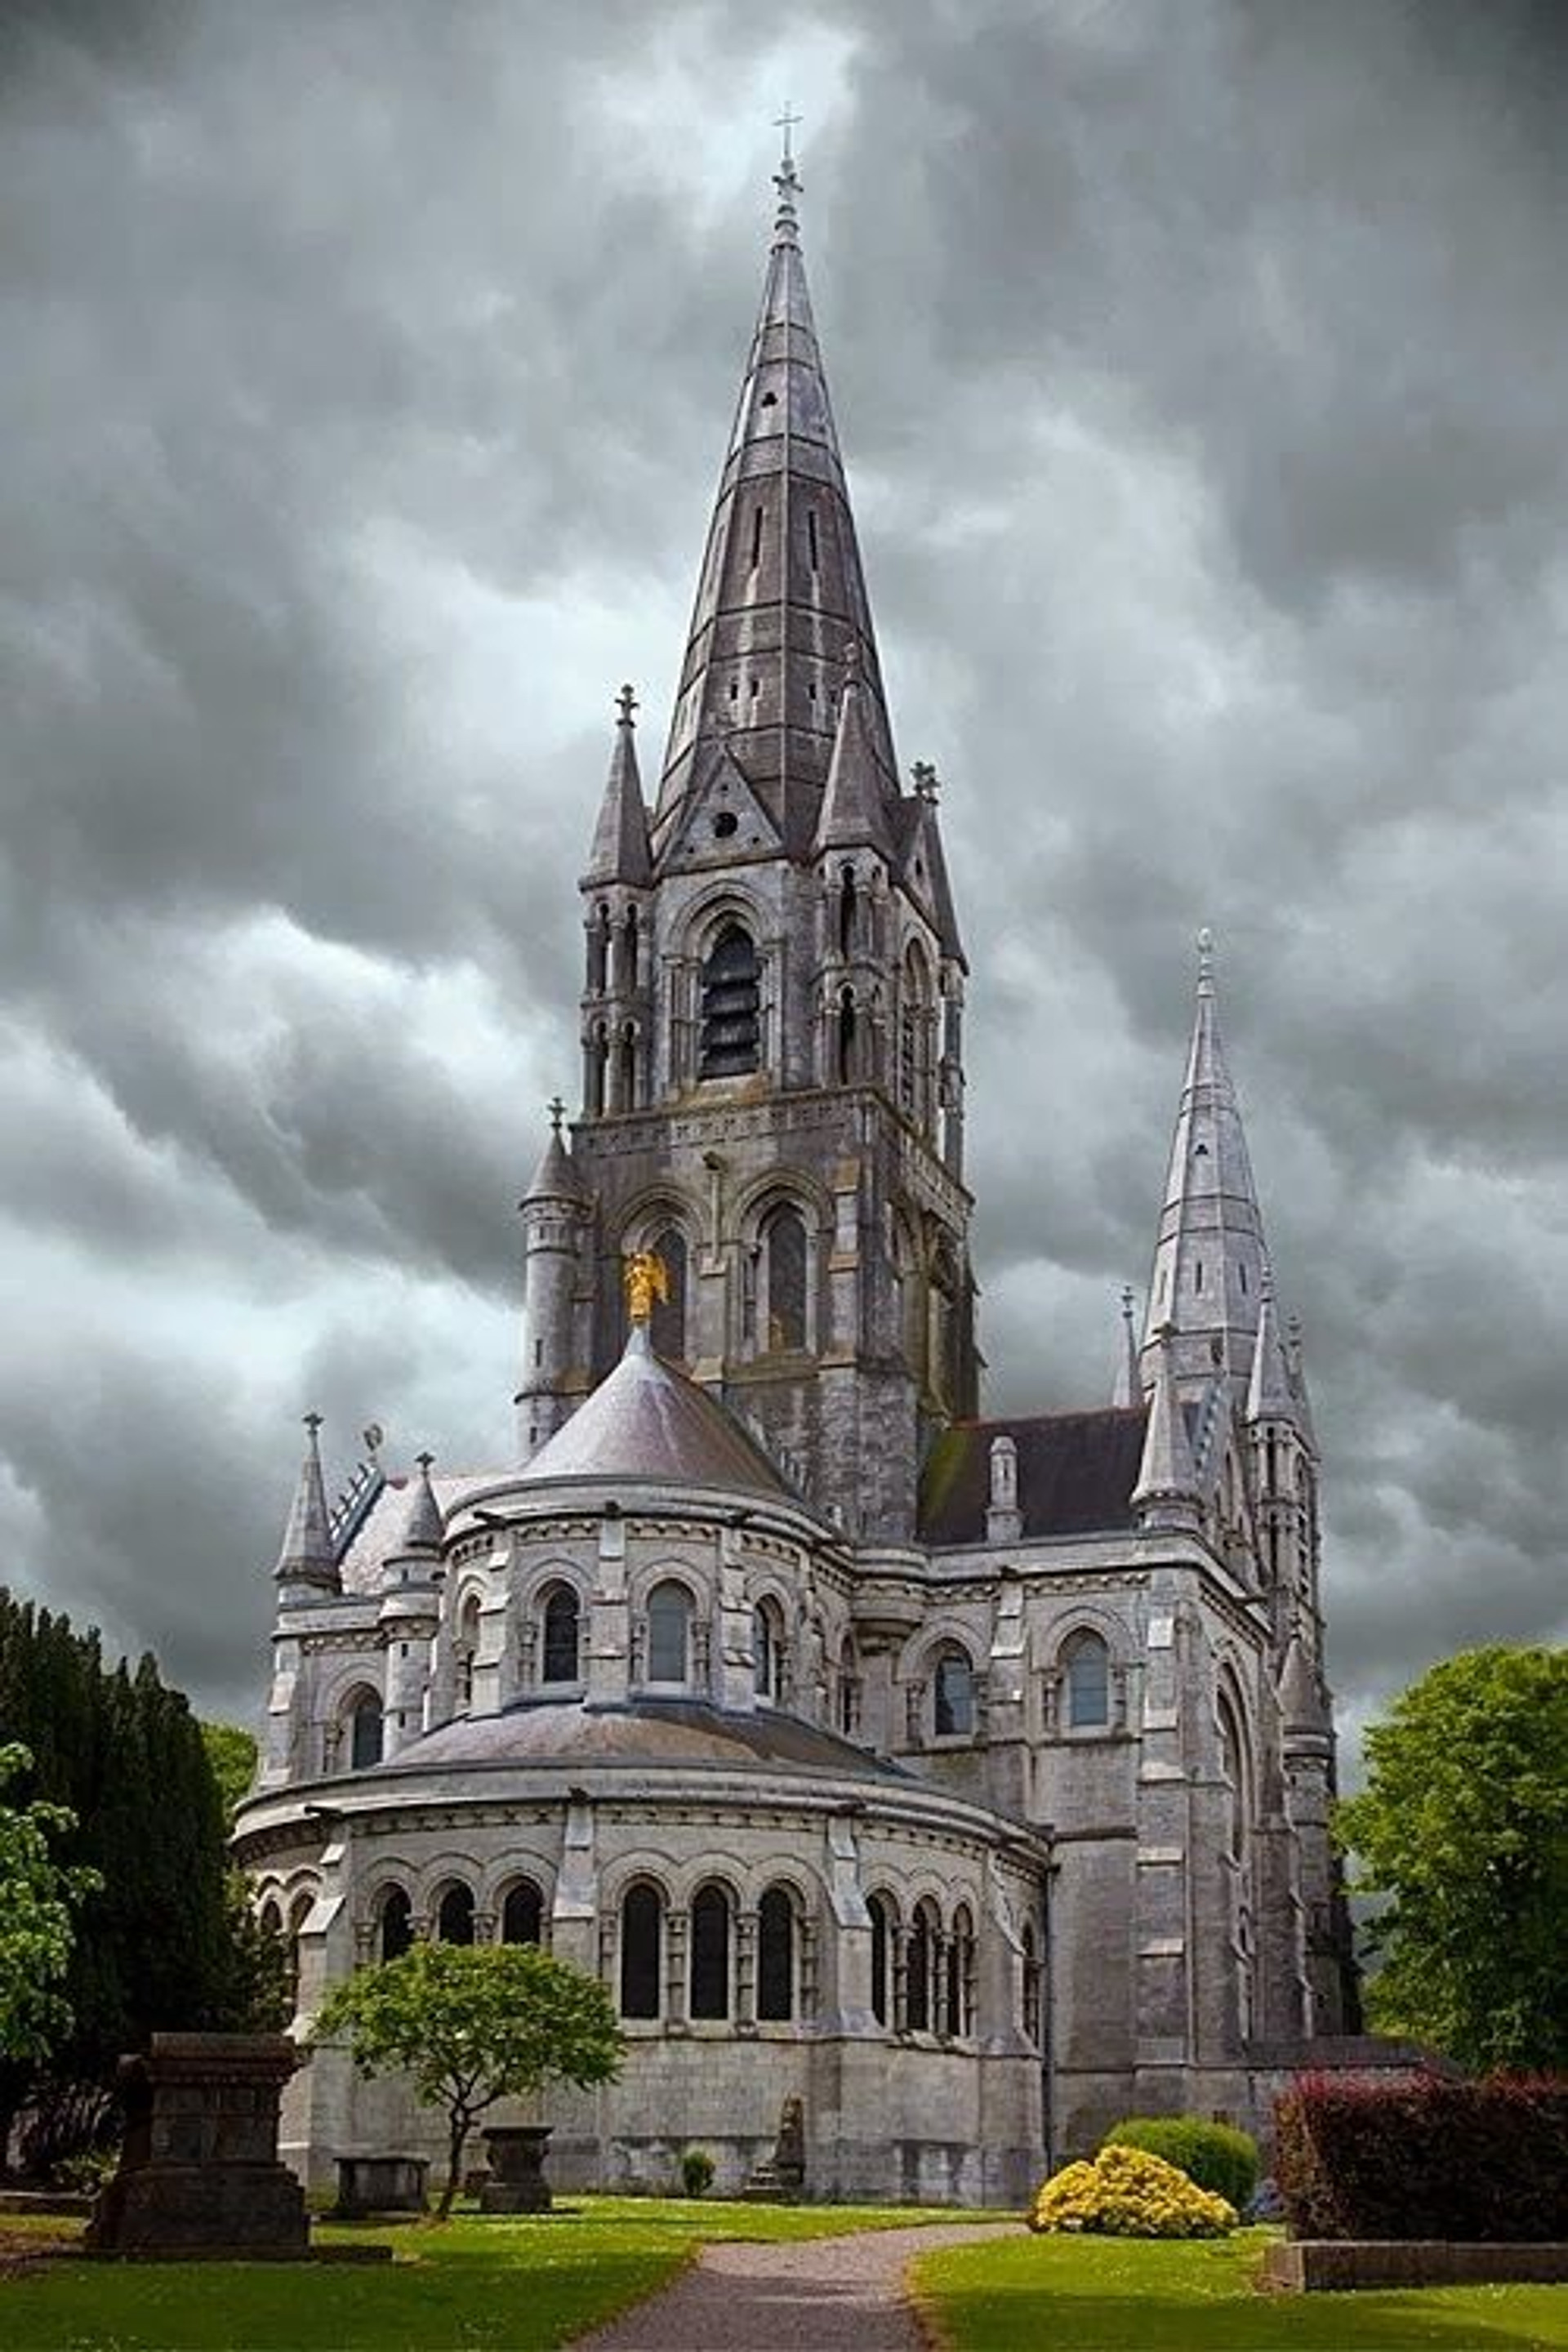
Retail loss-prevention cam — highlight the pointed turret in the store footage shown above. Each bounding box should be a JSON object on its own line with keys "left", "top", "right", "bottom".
{"left": 523, "top": 1098, "right": 590, "bottom": 1207}
{"left": 1111, "top": 1284, "right": 1141, "bottom": 1408}
{"left": 1278, "top": 1630, "right": 1330, "bottom": 1740}
{"left": 1132, "top": 1327, "right": 1202, "bottom": 1531}
{"left": 581, "top": 684, "right": 653, "bottom": 889}
{"left": 399, "top": 1450, "right": 445, "bottom": 1554}
{"left": 274, "top": 1413, "right": 338, "bottom": 1593}
{"left": 1140, "top": 931, "right": 1271, "bottom": 1400}
{"left": 813, "top": 648, "right": 894, "bottom": 859}
{"left": 653, "top": 142, "right": 898, "bottom": 858}
{"left": 1245, "top": 1268, "right": 1295, "bottom": 1423}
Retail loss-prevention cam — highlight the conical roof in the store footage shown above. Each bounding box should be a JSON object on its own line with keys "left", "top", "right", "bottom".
{"left": 813, "top": 657, "right": 893, "bottom": 860}
{"left": 653, "top": 152, "right": 898, "bottom": 860}
{"left": 274, "top": 1414, "right": 337, "bottom": 1589}
{"left": 581, "top": 686, "right": 653, "bottom": 889}
{"left": 1245, "top": 1271, "right": 1296, "bottom": 1422}
{"left": 522, "top": 1111, "right": 588, "bottom": 1206}
{"left": 519, "top": 1324, "right": 792, "bottom": 1501}
{"left": 1132, "top": 1329, "right": 1201, "bottom": 1528}
{"left": 398, "top": 1454, "right": 446, "bottom": 1553}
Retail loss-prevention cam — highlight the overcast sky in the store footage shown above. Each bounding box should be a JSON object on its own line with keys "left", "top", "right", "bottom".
{"left": 2, "top": 0, "right": 1565, "bottom": 1755}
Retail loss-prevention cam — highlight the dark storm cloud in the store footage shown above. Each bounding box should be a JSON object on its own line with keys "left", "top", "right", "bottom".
{"left": 2, "top": 0, "right": 1564, "bottom": 1735}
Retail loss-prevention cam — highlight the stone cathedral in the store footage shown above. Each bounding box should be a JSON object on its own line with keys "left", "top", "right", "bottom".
{"left": 235, "top": 154, "right": 1356, "bottom": 2204}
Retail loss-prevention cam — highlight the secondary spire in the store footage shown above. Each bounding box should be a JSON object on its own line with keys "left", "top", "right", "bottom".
{"left": 1139, "top": 930, "right": 1271, "bottom": 1401}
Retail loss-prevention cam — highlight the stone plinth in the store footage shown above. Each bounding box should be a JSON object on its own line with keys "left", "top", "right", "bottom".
{"left": 332, "top": 2154, "right": 428, "bottom": 2219}
{"left": 1261, "top": 2241, "right": 1568, "bottom": 2293}
{"left": 87, "top": 2034, "right": 308, "bottom": 2256}
{"left": 478, "top": 2126, "right": 553, "bottom": 2214}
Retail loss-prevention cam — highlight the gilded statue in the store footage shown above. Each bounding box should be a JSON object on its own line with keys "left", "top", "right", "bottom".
{"left": 623, "top": 1250, "right": 670, "bottom": 1326}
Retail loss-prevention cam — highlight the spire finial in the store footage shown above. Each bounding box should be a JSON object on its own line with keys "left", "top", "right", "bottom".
{"left": 416, "top": 1449, "right": 435, "bottom": 1475}
{"left": 1196, "top": 924, "right": 1215, "bottom": 997}
{"left": 548, "top": 1094, "right": 565, "bottom": 1136}
{"left": 773, "top": 106, "right": 803, "bottom": 235}
{"left": 911, "top": 759, "right": 940, "bottom": 804}
{"left": 616, "top": 682, "right": 638, "bottom": 728}
{"left": 1120, "top": 1283, "right": 1136, "bottom": 1325}
{"left": 303, "top": 1410, "right": 323, "bottom": 1442}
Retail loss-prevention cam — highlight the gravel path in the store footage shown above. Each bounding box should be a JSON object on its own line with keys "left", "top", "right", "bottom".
{"left": 572, "top": 2220, "right": 1021, "bottom": 2352}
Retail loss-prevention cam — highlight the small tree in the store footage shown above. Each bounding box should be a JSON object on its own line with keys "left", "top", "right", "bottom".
{"left": 0, "top": 1745, "right": 100, "bottom": 2065}
{"left": 1335, "top": 1644, "right": 1568, "bottom": 2071}
{"left": 313, "top": 1941, "right": 623, "bottom": 2218}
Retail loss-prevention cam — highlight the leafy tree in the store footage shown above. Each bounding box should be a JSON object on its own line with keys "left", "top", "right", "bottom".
{"left": 1336, "top": 1645, "right": 1568, "bottom": 2071}
{"left": 0, "top": 1744, "right": 100, "bottom": 2063}
{"left": 314, "top": 1942, "right": 624, "bottom": 2217}
{"left": 200, "top": 1722, "right": 259, "bottom": 1824}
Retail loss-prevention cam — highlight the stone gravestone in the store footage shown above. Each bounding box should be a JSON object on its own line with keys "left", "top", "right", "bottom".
{"left": 479, "top": 2125, "right": 554, "bottom": 2214}
{"left": 87, "top": 2034, "right": 309, "bottom": 2256}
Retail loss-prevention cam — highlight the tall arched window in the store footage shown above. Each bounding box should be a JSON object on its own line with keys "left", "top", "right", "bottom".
{"left": 501, "top": 1879, "right": 544, "bottom": 1946}
{"left": 1021, "top": 1919, "right": 1042, "bottom": 2045}
{"left": 836, "top": 985, "right": 857, "bottom": 1084}
{"left": 838, "top": 866, "right": 858, "bottom": 957}
{"left": 837, "top": 1637, "right": 862, "bottom": 1739}
{"left": 648, "top": 1224, "right": 688, "bottom": 1360}
{"left": 868, "top": 1893, "right": 892, "bottom": 2026}
{"left": 347, "top": 1689, "right": 383, "bottom": 1771}
{"left": 1063, "top": 1629, "right": 1111, "bottom": 1730}
{"left": 287, "top": 1891, "right": 312, "bottom": 2010}
{"left": 689, "top": 1883, "right": 731, "bottom": 2020}
{"left": 377, "top": 1885, "right": 412, "bottom": 1963}
{"left": 933, "top": 1647, "right": 974, "bottom": 1738}
{"left": 456, "top": 1594, "right": 482, "bottom": 1711}
{"left": 586, "top": 1020, "right": 609, "bottom": 1118}
{"left": 753, "top": 1601, "right": 784, "bottom": 1702}
{"left": 1218, "top": 1692, "right": 1250, "bottom": 1864}
{"left": 700, "top": 924, "right": 760, "bottom": 1077}
{"left": 900, "top": 942, "right": 932, "bottom": 1123}
{"left": 947, "top": 1904, "right": 976, "bottom": 2038}
{"left": 541, "top": 1584, "right": 581, "bottom": 1685}
{"left": 435, "top": 1883, "right": 475, "bottom": 1946}
{"left": 646, "top": 1581, "right": 691, "bottom": 1685}
{"left": 762, "top": 1203, "right": 808, "bottom": 1352}
{"left": 907, "top": 1900, "right": 938, "bottom": 2033}
{"left": 618, "top": 1021, "right": 638, "bottom": 1111}
{"left": 588, "top": 903, "right": 611, "bottom": 992}
{"left": 617, "top": 906, "right": 639, "bottom": 992}
{"left": 757, "top": 1886, "right": 795, "bottom": 2022}
{"left": 620, "top": 1882, "right": 662, "bottom": 2019}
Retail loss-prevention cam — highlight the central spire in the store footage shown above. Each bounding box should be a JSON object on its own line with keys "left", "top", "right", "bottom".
{"left": 652, "top": 140, "right": 899, "bottom": 861}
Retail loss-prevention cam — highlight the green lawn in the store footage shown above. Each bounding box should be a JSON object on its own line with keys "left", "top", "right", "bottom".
{"left": 914, "top": 2229, "right": 1568, "bottom": 2352}
{"left": 0, "top": 2196, "right": 997, "bottom": 2351}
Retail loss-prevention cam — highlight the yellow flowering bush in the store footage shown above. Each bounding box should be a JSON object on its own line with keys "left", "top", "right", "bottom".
{"left": 1030, "top": 2141, "right": 1239, "bottom": 2238}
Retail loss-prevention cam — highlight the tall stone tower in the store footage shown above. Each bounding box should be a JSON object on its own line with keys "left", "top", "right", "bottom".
{"left": 515, "top": 150, "right": 975, "bottom": 1539}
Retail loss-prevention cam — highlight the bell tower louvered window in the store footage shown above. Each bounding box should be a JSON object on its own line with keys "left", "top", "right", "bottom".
{"left": 700, "top": 925, "right": 760, "bottom": 1076}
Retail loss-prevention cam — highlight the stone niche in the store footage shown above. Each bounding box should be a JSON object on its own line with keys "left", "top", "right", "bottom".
{"left": 87, "top": 2034, "right": 309, "bottom": 2256}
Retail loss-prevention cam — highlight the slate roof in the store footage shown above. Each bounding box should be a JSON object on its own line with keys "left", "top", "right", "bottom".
{"left": 919, "top": 1407, "right": 1151, "bottom": 1546}
{"left": 519, "top": 1325, "right": 793, "bottom": 1503}
{"left": 381, "top": 1696, "right": 910, "bottom": 1784}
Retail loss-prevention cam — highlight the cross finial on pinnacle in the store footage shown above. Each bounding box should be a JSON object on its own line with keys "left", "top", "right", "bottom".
{"left": 911, "top": 760, "right": 940, "bottom": 803}
{"left": 416, "top": 1449, "right": 435, "bottom": 1475}
{"left": 548, "top": 1094, "right": 566, "bottom": 1135}
{"left": 1120, "top": 1283, "right": 1136, "bottom": 1318}
{"left": 1196, "top": 924, "right": 1215, "bottom": 994}
{"left": 302, "top": 1410, "right": 323, "bottom": 1440}
{"left": 616, "top": 682, "right": 638, "bottom": 726}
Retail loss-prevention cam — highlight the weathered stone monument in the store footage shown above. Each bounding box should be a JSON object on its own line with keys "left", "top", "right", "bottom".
{"left": 87, "top": 2034, "right": 309, "bottom": 2256}
{"left": 478, "top": 2124, "right": 553, "bottom": 2214}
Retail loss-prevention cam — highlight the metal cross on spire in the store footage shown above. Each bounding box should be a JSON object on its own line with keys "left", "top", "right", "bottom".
{"left": 616, "top": 683, "right": 638, "bottom": 726}
{"left": 911, "top": 760, "right": 941, "bottom": 804}
{"left": 547, "top": 1094, "right": 566, "bottom": 1135}
{"left": 773, "top": 104, "right": 803, "bottom": 211}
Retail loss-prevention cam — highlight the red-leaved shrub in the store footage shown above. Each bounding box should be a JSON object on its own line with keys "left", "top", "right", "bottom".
{"left": 1274, "top": 2071, "right": 1568, "bottom": 2242}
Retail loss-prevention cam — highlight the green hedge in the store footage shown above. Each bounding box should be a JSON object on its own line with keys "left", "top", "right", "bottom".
{"left": 1099, "top": 2118, "right": 1258, "bottom": 2212}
